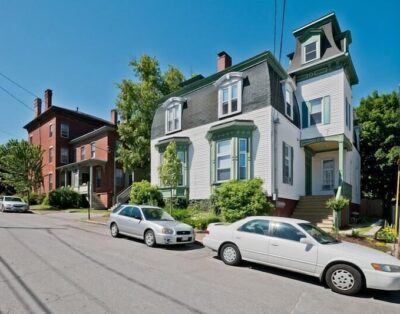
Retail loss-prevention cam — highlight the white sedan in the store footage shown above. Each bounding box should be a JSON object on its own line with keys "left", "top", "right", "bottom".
{"left": 203, "top": 216, "right": 400, "bottom": 295}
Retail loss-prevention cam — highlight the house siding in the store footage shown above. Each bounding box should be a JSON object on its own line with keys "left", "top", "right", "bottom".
{"left": 151, "top": 107, "right": 272, "bottom": 200}
{"left": 296, "top": 69, "right": 345, "bottom": 139}
{"left": 274, "top": 108, "right": 304, "bottom": 200}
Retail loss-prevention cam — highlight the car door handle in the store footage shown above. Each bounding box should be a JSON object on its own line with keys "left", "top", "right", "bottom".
{"left": 271, "top": 243, "right": 279, "bottom": 246}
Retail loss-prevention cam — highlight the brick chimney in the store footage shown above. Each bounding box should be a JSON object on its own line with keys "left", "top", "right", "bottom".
{"left": 34, "top": 98, "right": 42, "bottom": 117}
{"left": 111, "top": 109, "right": 118, "bottom": 125}
{"left": 44, "top": 89, "right": 53, "bottom": 110}
{"left": 217, "top": 51, "right": 232, "bottom": 71}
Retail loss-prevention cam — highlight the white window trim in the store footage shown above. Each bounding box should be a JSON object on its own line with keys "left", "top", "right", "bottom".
{"left": 238, "top": 138, "right": 248, "bottom": 180}
{"left": 48, "top": 146, "right": 54, "bottom": 164}
{"left": 285, "top": 86, "right": 293, "bottom": 120}
{"left": 321, "top": 159, "right": 335, "bottom": 191}
{"left": 60, "top": 123, "right": 69, "bottom": 138}
{"left": 214, "top": 72, "right": 244, "bottom": 119}
{"left": 49, "top": 123, "right": 54, "bottom": 137}
{"left": 80, "top": 146, "right": 86, "bottom": 160}
{"left": 165, "top": 102, "right": 182, "bottom": 134}
{"left": 306, "top": 97, "right": 324, "bottom": 127}
{"left": 301, "top": 35, "right": 321, "bottom": 64}
{"left": 90, "top": 142, "right": 96, "bottom": 159}
{"left": 216, "top": 139, "right": 232, "bottom": 183}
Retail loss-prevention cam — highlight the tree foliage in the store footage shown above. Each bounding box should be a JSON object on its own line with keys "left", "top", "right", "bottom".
{"left": 129, "top": 180, "right": 164, "bottom": 207}
{"left": 355, "top": 91, "right": 400, "bottom": 217}
{"left": 158, "top": 141, "right": 182, "bottom": 212}
{"left": 116, "top": 55, "right": 185, "bottom": 175}
{"left": 211, "top": 178, "right": 273, "bottom": 222}
{"left": 0, "top": 139, "right": 43, "bottom": 205}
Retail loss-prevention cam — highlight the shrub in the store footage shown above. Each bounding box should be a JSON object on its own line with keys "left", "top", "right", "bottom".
{"left": 130, "top": 180, "right": 164, "bottom": 207}
{"left": 211, "top": 178, "right": 273, "bottom": 222}
{"left": 184, "top": 212, "right": 221, "bottom": 230}
{"left": 48, "top": 188, "right": 81, "bottom": 209}
{"left": 376, "top": 226, "right": 396, "bottom": 243}
{"left": 171, "top": 208, "right": 191, "bottom": 221}
{"left": 42, "top": 195, "right": 49, "bottom": 206}
{"left": 27, "top": 192, "right": 46, "bottom": 205}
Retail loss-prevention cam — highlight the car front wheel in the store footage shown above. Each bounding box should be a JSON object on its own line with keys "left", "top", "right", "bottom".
{"left": 144, "top": 230, "right": 156, "bottom": 247}
{"left": 325, "top": 264, "right": 363, "bottom": 295}
{"left": 110, "top": 223, "right": 120, "bottom": 238}
{"left": 220, "top": 243, "right": 242, "bottom": 266}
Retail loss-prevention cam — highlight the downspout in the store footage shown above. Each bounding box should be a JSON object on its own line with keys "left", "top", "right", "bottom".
{"left": 272, "top": 108, "right": 280, "bottom": 205}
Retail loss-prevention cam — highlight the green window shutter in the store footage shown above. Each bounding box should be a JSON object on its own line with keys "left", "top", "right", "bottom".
{"left": 301, "top": 102, "right": 309, "bottom": 128}
{"left": 323, "top": 96, "right": 331, "bottom": 124}
{"left": 290, "top": 146, "right": 294, "bottom": 185}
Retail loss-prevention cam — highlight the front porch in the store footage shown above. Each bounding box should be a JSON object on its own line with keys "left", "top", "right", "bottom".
{"left": 294, "top": 134, "right": 354, "bottom": 228}
{"left": 301, "top": 134, "right": 353, "bottom": 200}
{"left": 57, "top": 159, "right": 108, "bottom": 209}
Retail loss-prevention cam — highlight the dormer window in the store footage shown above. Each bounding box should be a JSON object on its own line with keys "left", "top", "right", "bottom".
{"left": 214, "top": 72, "right": 244, "bottom": 118}
{"left": 301, "top": 34, "right": 321, "bottom": 64}
{"left": 164, "top": 97, "right": 185, "bottom": 134}
{"left": 282, "top": 79, "right": 295, "bottom": 120}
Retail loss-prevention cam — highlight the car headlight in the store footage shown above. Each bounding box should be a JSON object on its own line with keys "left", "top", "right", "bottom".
{"left": 371, "top": 263, "right": 400, "bottom": 272}
{"left": 161, "top": 228, "right": 174, "bottom": 235}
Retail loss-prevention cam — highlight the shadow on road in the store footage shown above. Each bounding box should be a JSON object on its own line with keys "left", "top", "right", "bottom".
{"left": 0, "top": 226, "right": 66, "bottom": 230}
{"left": 118, "top": 235, "right": 204, "bottom": 251}
{"left": 0, "top": 210, "right": 34, "bottom": 214}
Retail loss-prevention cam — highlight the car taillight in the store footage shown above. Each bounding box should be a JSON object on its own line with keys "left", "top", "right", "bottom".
{"left": 204, "top": 229, "right": 210, "bottom": 235}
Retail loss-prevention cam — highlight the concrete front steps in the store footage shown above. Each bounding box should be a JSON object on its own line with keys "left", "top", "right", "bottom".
{"left": 291, "top": 195, "right": 333, "bottom": 232}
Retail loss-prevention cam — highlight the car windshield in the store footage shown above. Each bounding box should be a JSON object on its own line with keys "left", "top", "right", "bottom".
{"left": 299, "top": 223, "right": 340, "bottom": 244}
{"left": 5, "top": 197, "right": 23, "bottom": 202}
{"left": 141, "top": 207, "right": 174, "bottom": 221}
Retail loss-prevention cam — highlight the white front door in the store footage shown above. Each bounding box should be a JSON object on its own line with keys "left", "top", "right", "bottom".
{"left": 322, "top": 159, "right": 334, "bottom": 191}
{"left": 269, "top": 222, "right": 318, "bottom": 275}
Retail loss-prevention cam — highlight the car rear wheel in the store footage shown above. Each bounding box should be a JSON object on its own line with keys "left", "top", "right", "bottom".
{"left": 220, "top": 243, "right": 242, "bottom": 266}
{"left": 144, "top": 230, "right": 156, "bottom": 247}
{"left": 325, "top": 264, "right": 363, "bottom": 295}
{"left": 110, "top": 223, "right": 120, "bottom": 238}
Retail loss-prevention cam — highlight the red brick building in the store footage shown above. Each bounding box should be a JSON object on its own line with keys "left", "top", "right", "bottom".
{"left": 24, "top": 89, "right": 129, "bottom": 209}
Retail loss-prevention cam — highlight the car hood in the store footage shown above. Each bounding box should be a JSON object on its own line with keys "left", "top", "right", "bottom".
{"left": 148, "top": 220, "right": 192, "bottom": 230}
{"left": 324, "top": 240, "right": 400, "bottom": 265}
{"left": 4, "top": 201, "right": 26, "bottom": 206}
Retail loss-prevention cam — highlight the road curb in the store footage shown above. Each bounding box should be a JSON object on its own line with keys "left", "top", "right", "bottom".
{"left": 81, "top": 219, "right": 107, "bottom": 226}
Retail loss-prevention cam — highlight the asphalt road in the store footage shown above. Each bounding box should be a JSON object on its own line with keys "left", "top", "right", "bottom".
{"left": 0, "top": 211, "right": 399, "bottom": 314}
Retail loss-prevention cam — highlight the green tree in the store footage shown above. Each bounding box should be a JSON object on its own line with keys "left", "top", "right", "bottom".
{"left": 326, "top": 196, "right": 349, "bottom": 237}
{"left": 116, "top": 55, "right": 185, "bottom": 177}
{"left": 356, "top": 91, "right": 400, "bottom": 219}
{"left": 0, "top": 139, "right": 43, "bottom": 207}
{"left": 158, "top": 141, "right": 182, "bottom": 213}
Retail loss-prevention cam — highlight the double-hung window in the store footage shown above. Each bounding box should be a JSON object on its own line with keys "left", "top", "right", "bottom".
{"left": 165, "top": 102, "right": 182, "bottom": 134}
{"left": 216, "top": 140, "right": 231, "bottom": 182}
{"left": 310, "top": 98, "right": 322, "bottom": 126}
{"left": 48, "top": 147, "right": 53, "bottom": 163}
{"left": 49, "top": 124, "right": 54, "bottom": 137}
{"left": 304, "top": 41, "right": 317, "bottom": 62}
{"left": 238, "top": 139, "right": 247, "bottom": 180}
{"left": 80, "top": 146, "right": 86, "bottom": 160}
{"left": 345, "top": 99, "right": 352, "bottom": 130}
{"left": 61, "top": 147, "right": 69, "bottom": 164}
{"left": 90, "top": 142, "right": 96, "bottom": 158}
{"left": 60, "top": 123, "right": 69, "bottom": 138}
{"left": 302, "top": 96, "right": 330, "bottom": 128}
{"left": 215, "top": 72, "right": 243, "bottom": 118}
{"left": 282, "top": 142, "right": 293, "bottom": 185}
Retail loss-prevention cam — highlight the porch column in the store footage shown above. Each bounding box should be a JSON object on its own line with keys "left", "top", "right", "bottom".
{"left": 89, "top": 165, "right": 93, "bottom": 209}
{"left": 64, "top": 171, "right": 67, "bottom": 188}
{"left": 338, "top": 141, "right": 344, "bottom": 186}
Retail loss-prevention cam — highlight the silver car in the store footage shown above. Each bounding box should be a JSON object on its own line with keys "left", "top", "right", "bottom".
{"left": 0, "top": 196, "right": 28, "bottom": 212}
{"left": 108, "top": 205, "right": 195, "bottom": 247}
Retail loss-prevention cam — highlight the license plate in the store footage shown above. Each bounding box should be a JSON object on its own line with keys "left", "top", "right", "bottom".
{"left": 181, "top": 237, "right": 189, "bottom": 241}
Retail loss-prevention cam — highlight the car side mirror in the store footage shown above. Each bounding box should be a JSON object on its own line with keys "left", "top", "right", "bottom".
{"left": 133, "top": 215, "right": 142, "bottom": 220}
{"left": 300, "top": 237, "right": 314, "bottom": 246}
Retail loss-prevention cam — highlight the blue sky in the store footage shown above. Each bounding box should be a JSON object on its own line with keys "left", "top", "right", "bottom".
{"left": 0, "top": 0, "right": 399, "bottom": 143}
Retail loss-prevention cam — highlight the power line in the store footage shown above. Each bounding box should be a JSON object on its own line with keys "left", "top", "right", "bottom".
{"left": 0, "top": 84, "right": 34, "bottom": 112}
{"left": 0, "top": 71, "right": 39, "bottom": 98}
{"left": 278, "top": 0, "right": 286, "bottom": 63}
{"left": 0, "top": 128, "right": 14, "bottom": 137}
{"left": 273, "top": 0, "right": 276, "bottom": 55}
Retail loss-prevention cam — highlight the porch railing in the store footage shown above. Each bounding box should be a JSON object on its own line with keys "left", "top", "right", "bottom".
{"left": 72, "top": 185, "right": 88, "bottom": 195}
{"left": 116, "top": 185, "right": 132, "bottom": 204}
